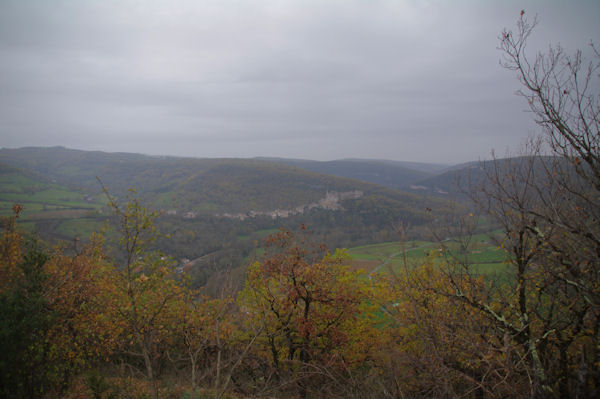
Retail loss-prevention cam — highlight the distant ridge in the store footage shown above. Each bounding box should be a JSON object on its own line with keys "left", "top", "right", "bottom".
{"left": 337, "top": 158, "right": 450, "bottom": 174}
{"left": 406, "top": 156, "right": 561, "bottom": 198}
{"left": 255, "top": 157, "right": 446, "bottom": 190}
{"left": 0, "top": 146, "right": 450, "bottom": 216}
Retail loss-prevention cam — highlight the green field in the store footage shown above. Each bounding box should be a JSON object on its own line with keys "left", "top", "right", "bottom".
{"left": 0, "top": 173, "right": 102, "bottom": 215}
{"left": 348, "top": 232, "right": 509, "bottom": 276}
{"left": 0, "top": 170, "right": 106, "bottom": 242}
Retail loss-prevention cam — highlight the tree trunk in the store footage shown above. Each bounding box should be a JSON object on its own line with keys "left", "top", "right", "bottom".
{"left": 139, "top": 332, "right": 159, "bottom": 399}
{"left": 214, "top": 318, "right": 221, "bottom": 399}
{"left": 190, "top": 354, "right": 197, "bottom": 391}
{"left": 528, "top": 339, "right": 550, "bottom": 399}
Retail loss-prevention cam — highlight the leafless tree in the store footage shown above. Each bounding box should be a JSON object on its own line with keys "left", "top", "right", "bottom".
{"left": 429, "top": 12, "right": 600, "bottom": 398}
{"left": 404, "top": 13, "right": 599, "bottom": 399}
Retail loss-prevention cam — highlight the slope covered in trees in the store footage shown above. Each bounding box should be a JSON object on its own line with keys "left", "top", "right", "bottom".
{"left": 256, "top": 157, "right": 442, "bottom": 190}
{"left": 0, "top": 147, "right": 455, "bottom": 288}
{"left": 0, "top": 146, "right": 449, "bottom": 215}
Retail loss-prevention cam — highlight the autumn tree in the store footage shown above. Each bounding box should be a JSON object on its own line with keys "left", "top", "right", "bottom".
{"left": 98, "top": 189, "right": 186, "bottom": 399}
{"left": 0, "top": 204, "right": 24, "bottom": 291}
{"left": 0, "top": 206, "right": 111, "bottom": 397}
{"left": 497, "top": 12, "right": 598, "bottom": 397}
{"left": 42, "top": 236, "right": 114, "bottom": 390}
{"left": 238, "top": 227, "right": 377, "bottom": 398}
{"left": 379, "top": 256, "right": 531, "bottom": 398}
{"left": 172, "top": 284, "right": 241, "bottom": 396}
{"left": 0, "top": 235, "right": 53, "bottom": 398}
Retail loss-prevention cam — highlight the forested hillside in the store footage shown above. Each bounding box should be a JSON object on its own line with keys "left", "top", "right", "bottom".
{"left": 405, "top": 155, "right": 568, "bottom": 200}
{"left": 0, "top": 147, "right": 455, "bottom": 288}
{"left": 256, "top": 157, "right": 442, "bottom": 190}
{"left": 0, "top": 147, "right": 447, "bottom": 214}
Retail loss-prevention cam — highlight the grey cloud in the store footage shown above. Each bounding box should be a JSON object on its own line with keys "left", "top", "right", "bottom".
{"left": 0, "top": 0, "right": 598, "bottom": 163}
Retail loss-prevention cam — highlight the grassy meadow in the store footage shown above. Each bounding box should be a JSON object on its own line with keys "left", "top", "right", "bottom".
{"left": 0, "top": 171, "right": 105, "bottom": 242}
{"left": 347, "top": 232, "right": 509, "bottom": 276}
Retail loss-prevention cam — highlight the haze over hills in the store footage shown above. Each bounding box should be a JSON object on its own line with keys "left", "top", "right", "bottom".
{"left": 255, "top": 157, "right": 445, "bottom": 191}
{"left": 404, "top": 156, "right": 563, "bottom": 198}
{"left": 0, "top": 147, "right": 555, "bottom": 284}
{"left": 2, "top": 146, "right": 565, "bottom": 292}
{"left": 2, "top": 146, "right": 552, "bottom": 215}
{"left": 3, "top": 147, "right": 560, "bottom": 267}
{"left": 0, "top": 147, "right": 446, "bottom": 214}
{"left": 0, "top": 146, "right": 459, "bottom": 286}
{"left": 2, "top": 146, "right": 555, "bottom": 216}
{"left": 337, "top": 158, "right": 451, "bottom": 174}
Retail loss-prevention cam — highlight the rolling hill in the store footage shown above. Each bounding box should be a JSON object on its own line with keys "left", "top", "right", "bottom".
{"left": 0, "top": 147, "right": 456, "bottom": 287}
{"left": 0, "top": 147, "right": 429, "bottom": 213}
{"left": 405, "top": 156, "right": 561, "bottom": 199}
{"left": 256, "top": 157, "right": 444, "bottom": 190}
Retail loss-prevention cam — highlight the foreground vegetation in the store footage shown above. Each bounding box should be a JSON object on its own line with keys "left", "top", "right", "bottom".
{"left": 1, "top": 181, "right": 596, "bottom": 398}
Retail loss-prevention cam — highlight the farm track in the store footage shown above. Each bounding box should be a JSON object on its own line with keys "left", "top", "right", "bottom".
{"left": 369, "top": 244, "right": 431, "bottom": 275}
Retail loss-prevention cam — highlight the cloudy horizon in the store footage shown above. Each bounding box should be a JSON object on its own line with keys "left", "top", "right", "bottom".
{"left": 1, "top": 0, "right": 598, "bottom": 164}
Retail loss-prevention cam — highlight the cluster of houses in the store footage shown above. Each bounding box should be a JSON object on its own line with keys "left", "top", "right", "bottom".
{"left": 217, "top": 190, "right": 363, "bottom": 221}
{"left": 161, "top": 191, "right": 364, "bottom": 221}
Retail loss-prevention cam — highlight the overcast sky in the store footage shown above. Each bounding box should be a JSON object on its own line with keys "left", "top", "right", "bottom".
{"left": 0, "top": 0, "right": 598, "bottom": 164}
